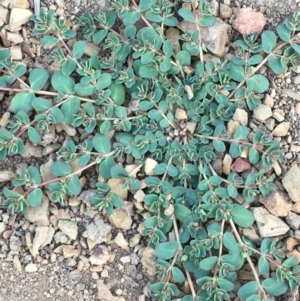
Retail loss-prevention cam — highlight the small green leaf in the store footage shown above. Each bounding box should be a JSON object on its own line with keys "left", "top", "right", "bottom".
{"left": 276, "top": 24, "right": 291, "bottom": 42}
{"left": 72, "top": 41, "right": 86, "bottom": 59}
{"left": 233, "top": 125, "right": 249, "bottom": 140}
{"left": 139, "top": 66, "right": 158, "bottom": 77}
{"left": 246, "top": 74, "right": 269, "bottom": 93}
{"left": 28, "top": 166, "right": 41, "bottom": 184}
{"left": 163, "top": 40, "right": 173, "bottom": 57}
{"left": 199, "top": 256, "right": 218, "bottom": 270}
{"left": 41, "top": 36, "right": 59, "bottom": 46}
{"left": 249, "top": 147, "right": 260, "bottom": 164}
{"left": 171, "top": 267, "right": 185, "bottom": 283}
{"left": 109, "top": 82, "right": 125, "bottom": 105}
{"left": 238, "top": 281, "right": 259, "bottom": 300}
{"left": 262, "top": 278, "right": 288, "bottom": 296}
{"left": 99, "top": 157, "right": 116, "bottom": 179}
{"left": 11, "top": 92, "right": 35, "bottom": 113}
{"left": 258, "top": 256, "right": 269, "bottom": 275}
{"left": 67, "top": 175, "right": 81, "bottom": 195}
{"left": 262, "top": 30, "right": 277, "bottom": 53}
{"left": 32, "top": 97, "right": 51, "bottom": 111}
{"left": 28, "top": 126, "right": 41, "bottom": 144}
{"left": 29, "top": 68, "right": 49, "bottom": 91}
{"left": 217, "top": 278, "right": 234, "bottom": 292}
{"left": 93, "top": 134, "right": 111, "bottom": 154}
{"left": 282, "top": 256, "right": 297, "bottom": 268}
{"left": 27, "top": 188, "right": 43, "bottom": 207}
{"left": 198, "top": 14, "right": 215, "bottom": 27}
{"left": 96, "top": 73, "right": 112, "bottom": 90}
{"left": 268, "top": 54, "right": 287, "bottom": 74}
{"left": 52, "top": 71, "right": 75, "bottom": 94}
{"left": 52, "top": 161, "right": 72, "bottom": 176}
{"left": 62, "top": 60, "right": 76, "bottom": 76}
{"left": 139, "top": 0, "right": 156, "bottom": 12}
{"left": 174, "top": 203, "right": 192, "bottom": 222}
{"left": 223, "top": 232, "right": 238, "bottom": 250}
{"left": 213, "top": 139, "right": 226, "bottom": 152}
{"left": 231, "top": 204, "right": 254, "bottom": 227}
{"left": 178, "top": 7, "right": 195, "bottom": 22}
{"left": 176, "top": 50, "right": 191, "bottom": 66}
{"left": 155, "top": 241, "right": 180, "bottom": 260}
{"left": 111, "top": 192, "right": 123, "bottom": 208}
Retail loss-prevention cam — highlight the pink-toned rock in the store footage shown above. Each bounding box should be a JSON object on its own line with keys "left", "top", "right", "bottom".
{"left": 231, "top": 158, "right": 251, "bottom": 173}
{"left": 233, "top": 8, "right": 266, "bottom": 35}
{"left": 89, "top": 246, "right": 109, "bottom": 265}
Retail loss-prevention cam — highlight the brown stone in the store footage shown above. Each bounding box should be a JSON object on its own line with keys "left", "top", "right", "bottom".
{"left": 231, "top": 158, "right": 251, "bottom": 173}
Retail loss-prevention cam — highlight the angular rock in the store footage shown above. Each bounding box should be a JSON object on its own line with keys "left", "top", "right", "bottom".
{"left": 107, "top": 178, "right": 128, "bottom": 200}
{"left": 58, "top": 220, "right": 78, "bottom": 240}
{"left": 89, "top": 246, "right": 109, "bottom": 265}
{"left": 286, "top": 211, "right": 300, "bottom": 230}
{"left": 282, "top": 166, "right": 300, "bottom": 202}
{"left": 253, "top": 104, "right": 272, "bottom": 122}
{"left": 0, "top": 6, "right": 9, "bottom": 23}
{"left": 219, "top": 3, "right": 232, "bottom": 19}
{"left": 9, "top": 0, "right": 30, "bottom": 9}
{"left": 82, "top": 219, "right": 111, "bottom": 244}
{"left": 258, "top": 190, "right": 292, "bottom": 217}
{"left": 253, "top": 207, "right": 289, "bottom": 238}
{"left": 0, "top": 222, "right": 5, "bottom": 234}
{"left": 0, "top": 170, "right": 14, "bottom": 182}
{"left": 144, "top": 158, "right": 158, "bottom": 176}
{"left": 175, "top": 108, "right": 187, "bottom": 120}
{"left": 178, "top": 19, "right": 230, "bottom": 57}
{"left": 9, "top": 236, "right": 22, "bottom": 252}
{"left": 231, "top": 158, "right": 251, "bottom": 173}
{"left": 282, "top": 89, "right": 300, "bottom": 102}
{"left": 31, "top": 226, "right": 50, "bottom": 257}
{"left": 285, "top": 237, "right": 299, "bottom": 251}
{"left": 114, "top": 232, "right": 129, "bottom": 250}
{"left": 13, "top": 255, "right": 22, "bottom": 272}
{"left": 227, "top": 120, "right": 240, "bottom": 137}
{"left": 109, "top": 208, "right": 132, "bottom": 230}
{"left": 286, "top": 250, "right": 300, "bottom": 264}
{"left": 233, "top": 7, "right": 266, "bottom": 35}
{"left": 232, "top": 108, "right": 248, "bottom": 125}
{"left": 9, "top": 8, "right": 33, "bottom": 31}
{"left": 25, "top": 263, "right": 38, "bottom": 273}
{"left": 25, "top": 194, "right": 49, "bottom": 226}
{"left": 272, "top": 122, "right": 290, "bottom": 137}
{"left": 141, "top": 247, "right": 157, "bottom": 277}
{"left": 63, "top": 246, "right": 80, "bottom": 258}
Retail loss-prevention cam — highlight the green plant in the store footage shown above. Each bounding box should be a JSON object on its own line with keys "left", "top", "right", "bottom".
{"left": 0, "top": 0, "right": 300, "bottom": 300}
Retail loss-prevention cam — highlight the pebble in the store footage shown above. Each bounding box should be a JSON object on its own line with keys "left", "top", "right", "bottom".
{"left": 25, "top": 263, "right": 38, "bottom": 273}
{"left": 144, "top": 158, "right": 158, "bottom": 176}
{"left": 282, "top": 166, "right": 300, "bottom": 202}
{"left": 272, "top": 122, "right": 290, "bottom": 137}
{"left": 232, "top": 108, "right": 248, "bottom": 125}
{"left": 253, "top": 105, "right": 272, "bottom": 122}
{"left": 107, "top": 178, "right": 128, "bottom": 200}
{"left": 58, "top": 220, "right": 78, "bottom": 240}
{"left": 109, "top": 208, "right": 132, "bottom": 230}
{"left": 89, "top": 246, "right": 109, "bottom": 265}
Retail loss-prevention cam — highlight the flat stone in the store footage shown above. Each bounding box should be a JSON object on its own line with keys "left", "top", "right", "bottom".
{"left": 31, "top": 226, "right": 50, "bottom": 257}
{"left": 233, "top": 7, "right": 266, "bottom": 35}
{"left": 253, "top": 104, "right": 272, "bottom": 122}
{"left": 82, "top": 219, "right": 111, "bottom": 244}
{"left": 9, "top": 0, "right": 30, "bottom": 8}
{"left": 63, "top": 246, "right": 80, "bottom": 258}
{"left": 232, "top": 108, "right": 248, "bottom": 125}
{"left": 258, "top": 190, "right": 292, "bottom": 217}
{"left": 109, "top": 208, "right": 132, "bottom": 230}
{"left": 114, "top": 232, "right": 128, "bottom": 250}
{"left": 107, "top": 178, "right": 128, "bottom": 200}
{"left": 272, "top": 122, "right": 290, "bottom": 137}
{"left": 286, "top": 211, "right": 300, "bottom": 230}
{"left": 13, "top": 255, "right": 22, "bottom": 272}
{"left": 144, "top": 158, "right": 158, "bottom": 176}
{"left": 175, "top": 108, "right": 187, "bottom": 120}
{"left": 25, "top": 194, "right": 49, "bottom": 226}
{"left": 0, "top": 170, "right": 14, "bottom": 182}
{"left": 282, "top": 166, "right": 300, "bottom": 202}
{"left": 0, "top": 6, "right": 9, "bottom": 23}
{"left": 89, "top": 246, "right": 109, "bottom": 265}
{"left": 141, "top": 247, "right": 157, "bottom": 277}
{"left": 58, "top": 220, "right": 78, "bottom": 240}
{"left": 25, "top": 263, "right": 38, "bottom": 273}
{"left": 253, "top": 207, "right": 289, "bottom": 238}
{"left": 9, "top": 8, "right": 33, "bottom": 31}
{"left": 281, "top": 89, "right": 300, "bottom": 102}
{"left": 0, "top": 222, "right": 5, "bottom": 234}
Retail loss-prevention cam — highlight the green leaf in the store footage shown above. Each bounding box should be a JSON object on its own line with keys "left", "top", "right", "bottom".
{"left": 262, "top": 30, "right": 277, "bottom": 53}
{"left": 228, "top": 62, "right": 246, "bottom": 81}
{"left": 96, "top": 73, "right": 112, "bottom": 89}
{"left": 28, "top": 126, "right": 41, "bottom": 144}
{"left": 32, "top": 97, "right": 51, "bottom": 111}
{"left": 258, "top": 256, "right": 269, "bottom": 275}
{"left": 27, "top": 188, "right": 43, "bottom": 207}
{"left": 217, "top": 278, "right": 234, "bottom": 291}
{"left": 93, "top": 134, "right": 111, "bottom": 154}
{"left": 28, "top": 166, "right": 41, "bottom": 184}
{"left": 176, "top": 50, "right": 191, "bottom": 66}
{"left": 178, "top": 8, "right": 195, "bottom": 22}
{"left": 268, "top": 54, "right": 287, "bottom": 74}
{"left": 52, "top": 161, "right": 72, "bottom": 176}
{"left": 174, "top": 203, "right": 192, "bottom": 222}
{"left": 233, "top": 125, "right": 249, "bottom": 140}
{"left": 249, "top": 147, "right": 260, "bottom": 164}
{"left": 213, "top": 139, "right": 226, "bottom": 152}
{"left": 67, "top": 175, "right": 81, "bottom": 195}
{"left": 93, "top": 29, "right": 108, "bottom": 44}
{"left": 111, "top": 192, "right": 123, "bottom": 208}
{"left": 290, "top": 41, "right": 300, "bottom": 55}
{"left": 171, "top": 267, "right": 185, "bottom": 283}
{"left": 199, "top": 256, "right": 218, "bottom": 270}
{"left": 61, "top": 97, "right": 80, "bottom": 123}
{"left": 139, "top": 66, "right": 158, "bottom": 77}
{"left": 282, "top": 256, "right": 297, "bottom": 268}
{"left": 62, "top": 60, "right": 76, "bottom": 76}
{"left": 262, "top": 278, "right": 288, "bottom": 296}
{"left": 163, "top": 40, "right": 173, "bottom": 57}
{"left": 223, "top": 232, "right": 238, "bottom": 250}
{"left": 29, "top": 68, "right": 49, "bottom": 91}
{"left": 109, "top": 82, "right": 125, "bottom": 105}
{"left": 41, "top": 35, "right": 59, "bottom": 46}
{"left": 139, "top": 0, "right": 156, "bottom": 11}
{"left": 276, "top": 24, "right": 291, "bottom": 42}
{"left": 155, "top": 241, "right": 179, "bottom": 260}
{"left": 74, "top": 83, "right": 94, "bottom": 96}
{"left": 231, "top": 204, "right": 254, "bottom": 227}
{"left": 246, "top": 75, "right": 269, "bottom": 93}
{"left": 238, "top": 281, "right": 259, "bottom": 300}
{"left": 99, "top": 157, "right": 115, "bottom": 179}
{"left": 111, "top": 166, "right": 128, "bottom": 179}
{"left": 11, "top": 92, "right": 35, "bottom": 113}
{"left": 72, "top": 41, "right": 86, "bottom": 59}
{"left": 52, "top": 71, "right": 75, "bottom": 94}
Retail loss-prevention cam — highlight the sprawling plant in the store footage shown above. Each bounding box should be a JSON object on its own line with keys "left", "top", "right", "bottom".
{"left": 1, "top": 0, "right": 300, "bottom": 300}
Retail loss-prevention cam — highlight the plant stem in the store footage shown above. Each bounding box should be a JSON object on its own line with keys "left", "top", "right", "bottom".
{"left": 192, "top": 0, "right": 204, "bottom": 62}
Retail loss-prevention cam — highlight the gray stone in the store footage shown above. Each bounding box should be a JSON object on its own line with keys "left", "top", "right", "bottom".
{"left": 9, "top": 236, "right": 22, "bottom": 252}
{"left": 282, "top": 166, "right": 300, "bottom": 202}
{"left": 25, "top": 263, "right": 38, "bottom": 273}
{"left": 58, "top": 220, "right": 78, "bottom": 240}
{"left": 83, "top": 219, "right": 111, "bottom": 244}
{"left": 253, "top": 105, "right": 272, "bottom": 122}
{"left": 79, "top": 190, "right": 96, "bottom": 206}
{"left": 281, "top": 89, "right": 300, "bottom": 102}
{"left": 253, "top": 207, "right": 289, "bottom": 238}
{"left": 286, "top": 211, "right": 300, "bottom": 230}
{"left": 25, "top": 195, "right": 49, "bottom": 226}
